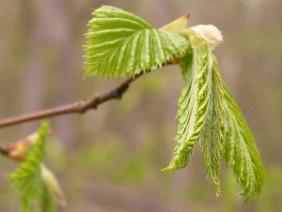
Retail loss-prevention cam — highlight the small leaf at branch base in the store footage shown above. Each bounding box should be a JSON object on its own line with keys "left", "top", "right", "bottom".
{"left": 9, "top": 121, "right": 60, "bottom": 212}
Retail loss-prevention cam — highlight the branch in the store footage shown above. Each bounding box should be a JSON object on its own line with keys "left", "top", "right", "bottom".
{"left": 0, "top": 73, "right": 144, "bottom": 128}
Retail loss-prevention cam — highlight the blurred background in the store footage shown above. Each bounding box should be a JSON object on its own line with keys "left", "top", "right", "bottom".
{"left": 0, "top": 0, "right": 281, "bottom": 211}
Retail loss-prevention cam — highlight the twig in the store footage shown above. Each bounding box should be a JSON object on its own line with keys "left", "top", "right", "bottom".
{"left": 0, "top": 73, "right": 143, "bottom": 128}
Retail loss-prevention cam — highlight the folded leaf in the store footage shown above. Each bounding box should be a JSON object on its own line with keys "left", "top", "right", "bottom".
{"left": 41, "top": 165, "right": 66, "bottom": 207}
{"left": 163, "top": 29, "right": 265, "bottom": 200}
{"left": 163, "top": 45, "right": 211, "bottom": 172}
{"left": 84, "top": 6, "right": 189, "bottom": 77}
{"left": 199, "top": 55, "right": 224, "bottom": 196}
{"left": 222, "top": 84, "right": 264, "bottom": 201}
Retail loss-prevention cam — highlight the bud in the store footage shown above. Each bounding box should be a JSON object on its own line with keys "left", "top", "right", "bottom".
{"left": 1, "top": 133, "right": 38, "bottom": 162}
{"left": 41, "top": 164, "right": 66, "bottom": 207}
{"left": 189, "top": 24, "right": 223, "bottom": 48}
{"left": 161, "top": 14, "right": 190, "bottom": 33}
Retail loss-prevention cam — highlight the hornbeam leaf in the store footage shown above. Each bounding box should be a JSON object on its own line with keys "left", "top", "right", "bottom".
{"left": 199, "top": 55, "right": 224, "bottom": 196}
{"left": 84, "top": 6, "right": 189, "bottom": 77}
{"left": 163, "top": 45, "right": 211, "bottom": 172}
{"left": 162, "top": 28, "right": 264, "bottom": 200}
{"left": 222, "top": 84, "right": 265, "bottom": 201}
{"left": 10, "top": 122, "right": 48, "bottom": 201}
{"left": 10, "top": 122, "right": 57, "bottom": 212}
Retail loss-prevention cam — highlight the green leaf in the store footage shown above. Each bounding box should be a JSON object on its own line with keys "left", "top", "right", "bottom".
{"left": 83, "top": 6, "right": 265, "bottom": 200}
{"left": 222, "top": 84, "right": 265, "bottom": 201}
{"left": 84, "top": 6, "right": 189, "bottom": 78}
{"left": 10, "top": 122, "right": 57, "bottom": 212}
{"left": 163, "top": 41, "right": 264, "bottom": 199}
{"left": 199, "top": 55, "right": 224, "bottom": 196}
{"left": 163, "top": 45, "right": 211, "bottom": 172}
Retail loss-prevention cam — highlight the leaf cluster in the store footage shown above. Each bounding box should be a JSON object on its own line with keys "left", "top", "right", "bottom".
{"left": 83, "top": 6, "right": 265, "bottom": 200}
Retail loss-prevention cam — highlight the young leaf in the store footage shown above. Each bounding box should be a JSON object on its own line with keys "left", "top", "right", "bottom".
{"left": 222, "top": 84, "right": 265, "bottom": 201}
{"left": 199, "top": 55, "right": 225, "bottom": 196}
{"left": 163, "top": 45, "right": 211, "bottom": 172}
{"left": 9, "top": 122, "right": 57, "bottom": 212}
{"left": 41, "top": 165, "right": 66, "bottom": 206}
{"left": 84, "top": 6, "right": 189, "bottom": 77}
{"left": 163, "top": 26, "right": 264, "bottom": 199}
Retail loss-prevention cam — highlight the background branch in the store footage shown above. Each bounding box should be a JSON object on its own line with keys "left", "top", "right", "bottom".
{"left": 0, "top": 73, "right": 143, "bottom": 128}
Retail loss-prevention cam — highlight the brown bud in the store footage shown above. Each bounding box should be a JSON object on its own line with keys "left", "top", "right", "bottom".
{"left": 0, "top": 133, "right": 37, "bottom": 162}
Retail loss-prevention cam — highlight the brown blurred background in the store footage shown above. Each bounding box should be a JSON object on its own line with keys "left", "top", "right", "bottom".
{"left": 0, "top": 0, "right": 281, "bottom": 211}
